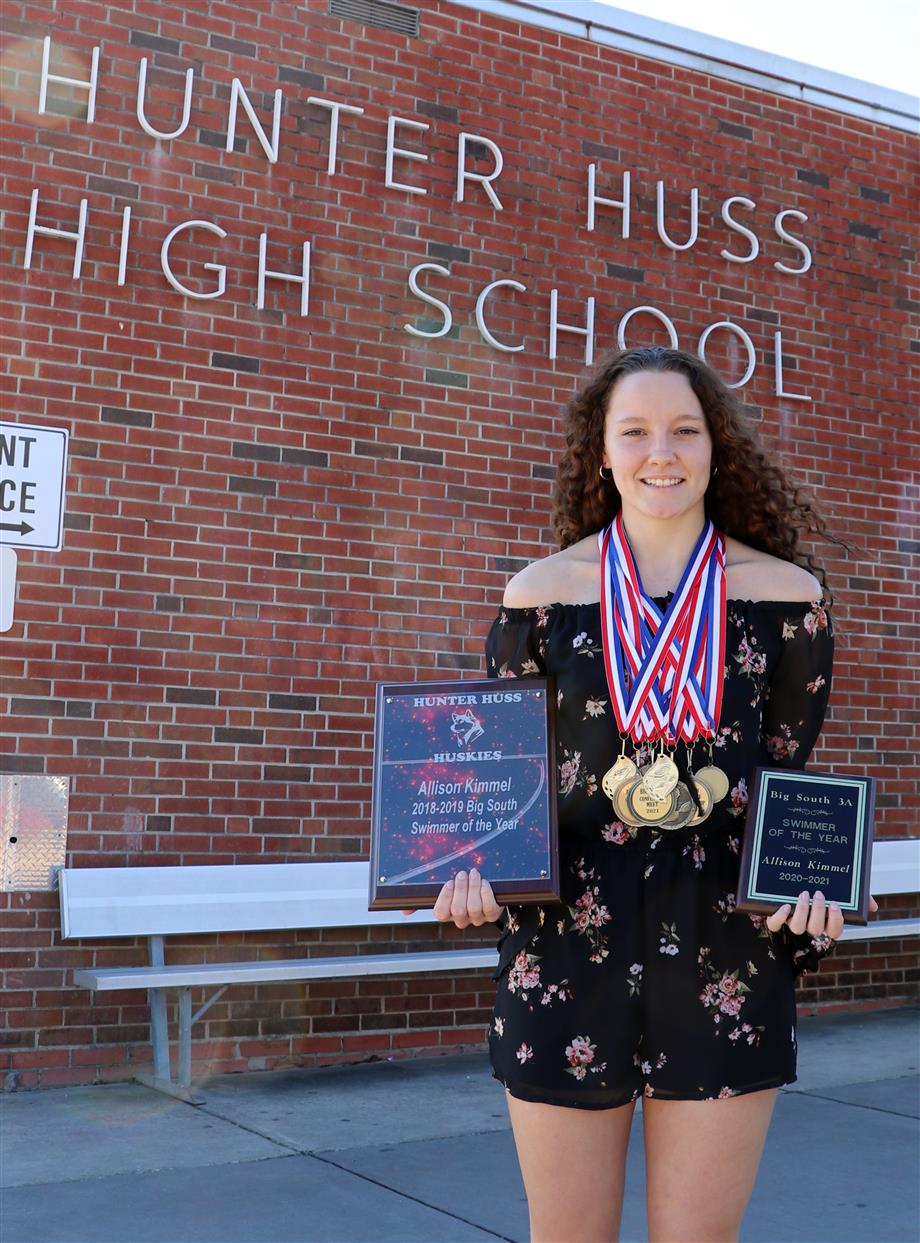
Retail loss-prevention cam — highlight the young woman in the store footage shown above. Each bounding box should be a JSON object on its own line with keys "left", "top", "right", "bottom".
{"left": 406, "top": 345, "right": 876, "bottom": 1242}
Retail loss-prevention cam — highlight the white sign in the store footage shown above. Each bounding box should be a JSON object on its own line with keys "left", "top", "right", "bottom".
{"left": 0, "top": 422, "right": 68, "bottom": 551}
{"left": 0, "top": 547, "right": 16, "bottom": 632}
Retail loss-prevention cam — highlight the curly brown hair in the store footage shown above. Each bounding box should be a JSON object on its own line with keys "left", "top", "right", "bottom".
{"left": 551, "top": 345, "right": 844, "bottom": 602}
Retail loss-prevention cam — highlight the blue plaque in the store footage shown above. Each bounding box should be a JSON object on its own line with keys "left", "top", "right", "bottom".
{"left": 737, "top": 767, "right": 876, "bottom": 924}
{"left": 368, "top": 677, "right": 560, "bottom": 910}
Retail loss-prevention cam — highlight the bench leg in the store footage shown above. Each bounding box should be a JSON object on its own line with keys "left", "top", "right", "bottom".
{"left": 136, "top": 985, "right": 205, "bottom": 1106}
{"left": 136, "top": 1069, "right": 204, "bottom": 1106}
{"left": 135, "top": 936, "right": 225, "bottom": 1108}
{"left": 149, "top": 987, "right": 170, "bottom": 1081}
{"left": 178, "top": 987, "right": 192, "bottom": 1089}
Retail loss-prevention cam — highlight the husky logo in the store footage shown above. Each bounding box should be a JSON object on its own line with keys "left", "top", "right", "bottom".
{"left": 450, "top": 708, "right": 484, "bottom": 747}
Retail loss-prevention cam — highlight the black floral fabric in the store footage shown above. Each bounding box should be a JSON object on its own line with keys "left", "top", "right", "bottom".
{"left": 484, "top": 593, "right": 836, "bottom": 1108}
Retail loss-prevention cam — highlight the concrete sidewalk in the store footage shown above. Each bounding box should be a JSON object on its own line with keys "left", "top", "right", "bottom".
{"left": 2, "top": 1006, "right": 918, "bottom": 1243}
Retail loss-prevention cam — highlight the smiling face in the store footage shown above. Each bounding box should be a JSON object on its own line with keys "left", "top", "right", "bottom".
{"left": 601, "top": 369, "right": 713, "bottom": 521}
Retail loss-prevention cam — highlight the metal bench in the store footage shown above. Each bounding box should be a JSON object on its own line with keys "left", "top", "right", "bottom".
{"left": 60, "top": 843, "right": 919, "bottom": 1103}
{"left": 60, "top": 860, "right": 494, "bottom": 1104}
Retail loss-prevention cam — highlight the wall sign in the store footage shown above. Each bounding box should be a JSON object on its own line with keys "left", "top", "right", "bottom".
{"left": 0, "top": 422, "right": 69, "bottom": 552}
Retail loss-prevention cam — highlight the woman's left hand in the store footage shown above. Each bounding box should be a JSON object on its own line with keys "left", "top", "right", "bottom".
{"left": 766, "top": 889, "right": 878, "bottom": 937}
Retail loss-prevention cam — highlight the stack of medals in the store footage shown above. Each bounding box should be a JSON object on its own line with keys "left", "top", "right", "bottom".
{"left": 597, "top": 513, "right": 731, "bottom": 831}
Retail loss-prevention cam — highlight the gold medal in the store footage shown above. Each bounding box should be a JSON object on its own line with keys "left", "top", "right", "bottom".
{"left": 641, "top": 752, "right": 679, "bottom": 800}
{"left": 613, "top": 778, "right": 647, "bottom": 826}
{"left": 601, "top": 755, "right": 638, "bottom": 803}
{"left": 692, "top": 764, "right": 729, "bottom": 803}
{"left": 626, "top": 780, "right": 675, "bottom": 824}
{"left": 686, "top": 779, "right": 713, "bottom": 826}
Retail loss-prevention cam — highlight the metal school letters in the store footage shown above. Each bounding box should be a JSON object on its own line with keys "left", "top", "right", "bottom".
{"left": 22, "top": 35, "right": 834, "bottom": 377}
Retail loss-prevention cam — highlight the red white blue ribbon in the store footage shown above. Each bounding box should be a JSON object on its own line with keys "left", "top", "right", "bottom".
{"left": 598, "top": 513, "right": 726, "bottom": 743}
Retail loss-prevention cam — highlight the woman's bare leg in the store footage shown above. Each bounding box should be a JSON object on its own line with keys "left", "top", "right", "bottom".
{"left": 643, "top": 1087, "right": 778, "bottom": 1242}
{"left": 505, "top": 1088, "right": 637, "bottom": 1243}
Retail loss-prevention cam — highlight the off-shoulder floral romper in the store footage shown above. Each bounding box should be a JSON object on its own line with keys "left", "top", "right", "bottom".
{"left": 485, "top": 593, "right": 837, "bottom": 1109}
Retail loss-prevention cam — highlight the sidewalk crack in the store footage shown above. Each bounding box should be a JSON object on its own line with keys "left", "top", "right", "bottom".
{"left": 311, "top": 1151, "right": 517, "bottom": 1242}
{"left": 782, "top": 1087, "right": 919, "bottom": 1118}
{"left": 194, "top": 1104, "right": 518, "bottom": 1238}
{"left": 195, "top": 1102, "right": 304, "bottom": 1155}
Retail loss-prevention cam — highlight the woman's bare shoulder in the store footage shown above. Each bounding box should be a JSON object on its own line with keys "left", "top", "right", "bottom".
{"left": 502, "top": 536, "right": 598, "bottom": 608}
{"left": 725, "top": 537, "right": 823, "bottom": 602}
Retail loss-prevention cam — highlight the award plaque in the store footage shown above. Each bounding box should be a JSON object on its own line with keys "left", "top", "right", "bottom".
{"left": 737, "top": 767, "right": 876, "bottom": 924}
{"left": 368, "top": 677, "right": 559, "bottom": 911}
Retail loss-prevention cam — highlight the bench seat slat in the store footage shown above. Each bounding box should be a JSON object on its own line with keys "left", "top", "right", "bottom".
{"left": 70, "top": 919, "right": 919, "bottom": 992}
{"left": 836, "top": 917, "right": 919, "bottom": 943}
{"left": 73, "top": 948, "right": 500, "bottom": 991}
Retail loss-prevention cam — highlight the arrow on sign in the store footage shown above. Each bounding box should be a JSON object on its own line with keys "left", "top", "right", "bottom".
{"left": 0, "top": 521, "right": 34, "bottom": 536}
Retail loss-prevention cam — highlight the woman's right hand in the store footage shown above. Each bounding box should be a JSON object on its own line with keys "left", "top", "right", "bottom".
{"left": 400, "top": 868, "right": 506, "bottom": 928}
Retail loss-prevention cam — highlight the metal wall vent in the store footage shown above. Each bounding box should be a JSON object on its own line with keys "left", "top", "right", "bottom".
{"left": 329, "top": 0, "right": 420, "bottom": 38}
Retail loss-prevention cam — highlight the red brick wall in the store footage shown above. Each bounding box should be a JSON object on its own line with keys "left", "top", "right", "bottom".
{"left": 1, "top": 0, "right": 917, "bottom": 1089}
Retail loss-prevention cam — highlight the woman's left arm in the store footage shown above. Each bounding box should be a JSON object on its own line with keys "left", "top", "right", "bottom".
{"left": 758, "top": 598, "right": 834, "bottom": 771}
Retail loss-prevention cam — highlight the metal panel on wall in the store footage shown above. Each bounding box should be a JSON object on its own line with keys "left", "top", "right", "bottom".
{"left": 0, "top": 775, "right": 69, "bottom": 891}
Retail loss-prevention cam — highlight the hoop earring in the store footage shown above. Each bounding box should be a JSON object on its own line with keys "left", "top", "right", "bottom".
{"left": 712, "top": 466, "right": 719, "bottom": 477}
{"left": 599, "top": 465, "right": 613, "bottom": 481}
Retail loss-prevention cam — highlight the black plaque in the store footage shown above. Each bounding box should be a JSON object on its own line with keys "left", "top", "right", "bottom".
{"left": 368, "top": 677, "right": 559, "bottom": 911}
{"left": 737, "top": 767, "right": 876, "bottom": 925}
